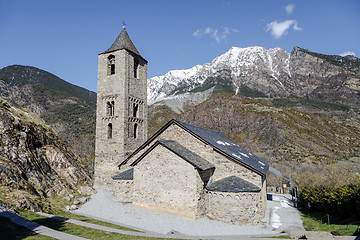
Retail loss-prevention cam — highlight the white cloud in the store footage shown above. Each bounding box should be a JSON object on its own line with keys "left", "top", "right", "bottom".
{"left": 292, "top": 22, "right": 302, "bottom": 31}
{"left": 192, "top": 29, "right": 201, "bottom": 38}
{"left": 339, "top": 51, "right": 356, "bottom": 57}
{"left": 192, "top": 26, "right": 239, "bottom": 43}
{"left": 285, "top": 4, "right": 295, "bottom": 14}
{"left": 265, "top": 20, "right": 302, "bottom": 39}
{"left": 230, "top": 27, "right": 240, "bottom": 33}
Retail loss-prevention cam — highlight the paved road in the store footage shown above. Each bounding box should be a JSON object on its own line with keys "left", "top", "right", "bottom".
{"left": 265, "top": 193, "right": 305, "bottom": 232}
{"left": 73, "top": 188, "right": 304, "bottom": 237}
{"left": 4, "top": 209, "right": 357, "bottom": 240}
{"left": 0, "top": 191, "right": 304, "bottom": 239}
{"left": 38, "top": 211, "right": 294, "bottom": 239}
{"left": 4, "top": 195, "right": 359, "bottom": 240}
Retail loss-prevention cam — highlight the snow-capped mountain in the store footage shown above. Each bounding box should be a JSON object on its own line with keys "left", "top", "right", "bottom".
{"left": 148, "top": 46, "right": 360, "bottom": 111}
{"left": 148, "top": 46, "right": 290, "bottom": 104}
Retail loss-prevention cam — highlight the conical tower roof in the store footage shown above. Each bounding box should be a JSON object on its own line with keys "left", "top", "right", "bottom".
{"left": 102, "top": 27, "right": 145, "bottom": 60}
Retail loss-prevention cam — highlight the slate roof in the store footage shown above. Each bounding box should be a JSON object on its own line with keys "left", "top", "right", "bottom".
{"left": 206, "top": 176, "right": 261, "bottom": 192}
{"left": 101, "top": 27, "right": 146, "bottom": 61}
{"left": 173, "top": 120, "right": 269, "bottom": 175}
{"left": 120, "top": 119, "right": 269, "bottom": 176}
{"left": 112, "top": 168, "right": 133, "bottom": 180}
{"left": 132, "top": 140, "right": 215, "bottom": 171}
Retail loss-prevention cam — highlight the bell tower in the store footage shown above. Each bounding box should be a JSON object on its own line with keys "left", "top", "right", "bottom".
{"left": 95, "top": 27, "right": 148, "bottom": 185}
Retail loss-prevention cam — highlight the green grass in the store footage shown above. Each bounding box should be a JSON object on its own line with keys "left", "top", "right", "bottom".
{"left": 18, "top": 210, "right": 180, "bottom": 240}
{"left": 20, "top": 195, "right": 137, "bottom": 233}
{"left": 301, "top": 212, "right": 360, "bottom": 236}
{"left": 49, "top": 208, "right": 141, "bottom": 232}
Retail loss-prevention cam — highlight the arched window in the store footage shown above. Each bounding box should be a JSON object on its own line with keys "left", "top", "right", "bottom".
{"left": 107, "top": 123, "right": 112, "bottom": 139}
{"left": 106, "top": 101, "right": 115, "bottom": 116}
{"left": 108, "top": 55, "right": 115, "bottom": 75}
{"left": 134, "top": 123, "right": 138, "bottom": 139}
{"left": 106, "top": 102, "right": 112, "bottom": 116}
{"left": 133, "top": 59, "right": 139, "bottom": 78}
{"left": 133, "top": 103, "right": 138, "bottom": 118}
{"left": 111, "top": 101, "right": 115, "bottom": 116}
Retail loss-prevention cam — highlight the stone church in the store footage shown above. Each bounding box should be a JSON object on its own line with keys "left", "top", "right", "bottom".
{"left": 94, "top": 27, "right": 269, "bottom": 225}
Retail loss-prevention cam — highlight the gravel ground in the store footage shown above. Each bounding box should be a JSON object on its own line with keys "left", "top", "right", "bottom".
{"left": 73, "top": 188, "right": 303, "bottom": 236}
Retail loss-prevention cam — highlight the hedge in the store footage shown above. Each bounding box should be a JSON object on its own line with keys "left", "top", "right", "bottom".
{"left": 299, "top": 184, "right": 360, "bottom": 217}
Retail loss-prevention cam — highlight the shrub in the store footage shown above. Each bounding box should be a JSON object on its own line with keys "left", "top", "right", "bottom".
{"left": 296, "top": 167, "right": 360, "bottom": 218}
{"left": 299, "top": 184, "right": 360, "bottom": 217}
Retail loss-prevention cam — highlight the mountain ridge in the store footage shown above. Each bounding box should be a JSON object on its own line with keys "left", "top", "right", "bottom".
{"left": 0, "top": 65, "right": 96, "bottom": 107}
{"left": 148, "top": 46, "right": 360, "bottom": 111}
{"left": 1, "top": 45, "right": 359, "bottom": 189}
{"left": 0, "top": 65, "right": 96, "bottom": 173}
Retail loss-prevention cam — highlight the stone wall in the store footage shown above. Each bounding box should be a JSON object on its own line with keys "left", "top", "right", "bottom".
{"left": 259, "top": 179, "right": 267, "bottom": 217}
{"left": 119, "top": 123, "right": 267, "bottom": 225}
{"left": 127, "top": 124, "right": 263, "bottom": 188}
{"left": 95, "top": 50, "right": 127, "bottom": 185}
{"left": 124, "top": 52, "right": 148, "bottom": 156}
{"left": 133, "top": 145, "right": 203, "bottom": 219}
{"left": 206, "top": 191, "right": 263, "bottom": 225}
{"left": 112, "top": 180, "right": 134, "bottom": 202}
{"left": 95, "top": 48, "right": 147, "bottom": 186}
{"left": 196, "top": 169, "right": 212, "bottom": 217}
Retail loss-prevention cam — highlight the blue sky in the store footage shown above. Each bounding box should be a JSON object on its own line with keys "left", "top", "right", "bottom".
{"left": 0, "top": 0, "right": 359, "bottom": 92}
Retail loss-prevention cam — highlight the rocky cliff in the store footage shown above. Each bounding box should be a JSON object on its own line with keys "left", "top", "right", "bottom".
{"left": 0, "top": 98, "right": 92, "bottom": 211}
{"left": 0, "top": 65, "right": 96, "bottom": 174}
{"left": 290, "top": 47, "right": 360, "bottom": 109}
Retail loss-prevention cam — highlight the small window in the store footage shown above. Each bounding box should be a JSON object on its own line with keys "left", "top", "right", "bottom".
{"left": 133, "top": 59, "right": 139, "bottom": 78}
{"left": 106, "top": 101, "right": 115, "bottom": 116}
{"left": 111, "top": 101, "right": 115, "bottom": 116}
{"left": 111, "top": 63, "right": 115, "bottom": 75}
{"left": 108, "top": 55, "right": 115, "bottom": 75}
{"left": 133, "top": 103, "right": 138, "bottom": 118}
{"left": 106, "top": 102, "right": 112, "bottom": 116}
{"left": 134, "top": 123, "right": 138, "bottom": 139}
{"left": 107, "top": 123, "right": 113, "bottom": 139}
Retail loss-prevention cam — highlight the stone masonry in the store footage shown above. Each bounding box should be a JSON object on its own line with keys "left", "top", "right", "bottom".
{"left": 117, "top": 120, "right": 268, "bottom": 225}
{"left": 133, "top": 144, "right": 205, "bottom": 219}
{"left": 95, "top": 27, "right": 148, "bottom": 186}
{"left": 95, "top": 28, "right": 269, "bottom": 225}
